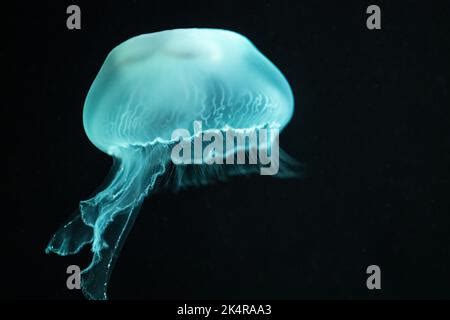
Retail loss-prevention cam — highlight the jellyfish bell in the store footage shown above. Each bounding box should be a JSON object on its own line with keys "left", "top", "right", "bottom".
{"left": 46, "top": 28, "right": 299, "bottom": 300}
{"left": 83, "top": 28, "right": 294, "bottom": 154}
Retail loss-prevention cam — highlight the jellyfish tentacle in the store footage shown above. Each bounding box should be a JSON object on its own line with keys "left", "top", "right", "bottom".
{"left": 45, "top": 212, "right": 93, "bottom": 256}
{"left": 78, "top": 145, "right": 168, "bottom": 300}
{"left": 81, "top": 202, "right": 142, "bottom": 300}
{"left": 46, "top": 159, "right": 126, "bottom": 256}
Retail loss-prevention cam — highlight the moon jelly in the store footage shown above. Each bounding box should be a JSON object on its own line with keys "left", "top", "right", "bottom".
{"left": 46, "top": 28, "right": 299, "bottom": 299}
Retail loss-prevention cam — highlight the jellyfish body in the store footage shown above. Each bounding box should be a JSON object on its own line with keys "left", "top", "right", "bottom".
{"left": 46, "top": 28, "right": 298, "bottom": 300}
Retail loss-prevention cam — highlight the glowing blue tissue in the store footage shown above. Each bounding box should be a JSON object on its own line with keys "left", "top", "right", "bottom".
{"left": 46, "top": 28, "right": 298, "bottom": 300}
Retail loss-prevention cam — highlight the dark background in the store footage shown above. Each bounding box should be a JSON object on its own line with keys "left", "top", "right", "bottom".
{"left": 7, "top": 0, "right": 450, "bottom": 299}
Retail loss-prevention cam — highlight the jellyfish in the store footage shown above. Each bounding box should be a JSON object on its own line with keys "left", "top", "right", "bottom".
{"left": 46, "top": 28, "right": 299, "bottom": 300}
